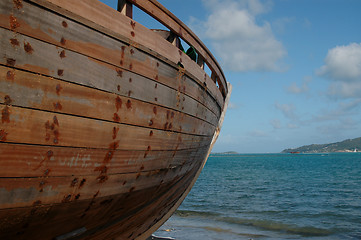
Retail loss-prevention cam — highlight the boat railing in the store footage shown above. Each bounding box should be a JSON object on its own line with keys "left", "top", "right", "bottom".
{"left": 118, "top": 0, "right": 228, "bottom": 100}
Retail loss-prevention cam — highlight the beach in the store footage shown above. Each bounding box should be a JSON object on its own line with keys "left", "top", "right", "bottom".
{"left": 153, "top": 153, "right": 361, "bottom": 239}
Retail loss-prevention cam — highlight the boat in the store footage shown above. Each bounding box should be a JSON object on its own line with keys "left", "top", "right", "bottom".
{"left": 0, "top": 0, "right": 231, "bottom": 239}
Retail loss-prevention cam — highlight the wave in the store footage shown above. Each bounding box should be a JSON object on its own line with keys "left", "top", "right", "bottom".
{"left": 174, "top": 209, "right": 334, "bottom": 237}
{"left": 221, "top": 217, "right": 334, "bottom": 237}
{"left": 201, "top": 226, "right": 267, "bottom": 238}
{"left": 174, "top": 210, "right": 220, "bottom": 218}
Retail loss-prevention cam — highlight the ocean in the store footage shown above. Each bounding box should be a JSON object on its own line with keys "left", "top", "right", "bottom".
{"left": 153, "top": 153, "right": 361, "bottom": 239}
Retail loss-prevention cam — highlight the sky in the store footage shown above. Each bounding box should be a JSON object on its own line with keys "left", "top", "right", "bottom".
{"left": 101, "top": 0, "right": 361, "bottom": 153}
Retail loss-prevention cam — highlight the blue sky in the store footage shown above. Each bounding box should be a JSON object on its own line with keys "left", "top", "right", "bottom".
{"left": 101, "top": 0, "right": 361, "bottom": 153}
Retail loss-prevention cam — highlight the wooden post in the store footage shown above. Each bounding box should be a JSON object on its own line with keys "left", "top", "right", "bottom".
{"left": 197, "top": 55, "right": 204, "bottom": 70}
{"left": 118, "top": 0, "right": 133, "bottom": 18}
{"left": 211, "top": 72, "right": 217, "bottom": 83}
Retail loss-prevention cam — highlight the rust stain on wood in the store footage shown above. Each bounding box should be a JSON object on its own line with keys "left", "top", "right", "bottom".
{"left": 62, "top": 194, "right": 71, "bottom": 203}
{"left": 113, "top": 113, "right": 120, "bottom": 122}
{"left": 44, "top": 116, "right": 60, "bottom": 144}
{"left": 115, "top": 96, "right": 122, "bottom": 111}
{"left": 4, "top": 95, "right": 12, "bottom": 105}
{"left": 33, "top": 150, "right": 53, "bottom": 170}
{"left": 144, "top": 146, "right": 151, "bottom": 158}
{"left": 0, "top": 129, "right": 8, "bottom": 141}
{"left": 6, "top": 70, "right": 15, "bottom": 80}
{"left": 6, "top": 58, "right": 16, "bottom": 67}
{"left": 1, "top": 106, "right": 10, "bottom": 123}
{"left": 10, "top": 38, "right": 20, "bottom": 47}
{"left": 9, "top": 15, "right": 20, "bottom": 30}
{"left": 130, "top": 21, "right": 136, "bottom": 30}
{"left": 13, "top": 0, "right": 23, "bottom": 9}
{"left": 59, "top": 50, "right": 66, "bottom": 58}
{"left": 57, "top": 69, "right": 64, "bottom": 76}
{"left": 79, "top": 178, "right": 86, "bottom": 188}
{"left": 126, "top": 100, "right": 132, "bottom": 109}
{"left": 32, "top": 200, "right": 41, "bottom": 206}
{"left": 112, "top": 127, "right": 119, "bottom": 139}
{"left": 60, "top": 37, "right": 66, "bottom": 45}
{"left": 70, "top": 178, "right": 78, "bottom": 187}
{"left": 95, "top": 141, "right": 119, "bottom": 183}
{"left": 116, "top": 69, "right": 123, "bottom": 77}
{"left": 24, "top": 41, "right": 34, "bottom": 54}
{"left": 53, "top": 102, "right": 62, "bottom": 110}
{"left": 62, "top": 21, "right": 68, "bottom": 28}
{"left": 55, "top": 84, "right": 62, "bottom": 95}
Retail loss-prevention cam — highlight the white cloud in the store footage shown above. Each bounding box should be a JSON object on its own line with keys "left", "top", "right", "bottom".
{"left": 287, "top": 76, "right": 311, "bottom": 94}
{"left": 275, "top": 102, "right": 297, "bottom": 120}
{"left": 317, "top": 43, "right": 361, "bottom": 99}
{"left": 287, "top": 123, "right": 299, "bottom": 129}
{"left": 247, "top": 129, "right": 268, "bottom": 137}
{"left": 270, "top": 119, "right": 281, "bottom": 129}
{"left": 193, "top": 0, "right": 286, "bottom": 72}
{"left": 327, "top": 81, "right": 361, "bottom": 99}
{"left": 311, "top": 99, "right": 361, "bottom": 122}
{"left": 272, "top": 17, "right": 294, "bottom": 34}
{"left": 228, "top": 101, "right": 239, "bottom": 109}
{"left": 317, "top": 43, "right": 361, "bottom": 81}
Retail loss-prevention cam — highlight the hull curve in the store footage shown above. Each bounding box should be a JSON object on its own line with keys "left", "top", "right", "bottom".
{"left": 0, "top": 0, "right": 230, "bottom": 239}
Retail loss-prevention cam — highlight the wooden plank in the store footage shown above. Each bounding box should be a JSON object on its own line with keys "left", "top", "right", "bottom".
{"left": 0, "top": 66, "right": 216, "bottom": 136}
{"left": 0, "top": 27, "right": 219, "bottom": 127}
{"left": 140, "top": 82, "right": 232, "bottom": 239}
{"left": 21, "top": 0, "right": 225, "bottom": 107}
{"left": 129, "top": 0, "right": 228, "bottom": 96}
{"left": 0, "top": 167, "right": 197, "bottom": 239}
{"left": 0, "top": 0, "right": 222, "bottom": 117}
{"left": 0, "top": 159, "right": 199, "bottom": 208}
{"left": 0, "top": 143, "right": 209, "bottom": 177}
{"left": 0, "top": 105, "right": 212, "bottom": 150}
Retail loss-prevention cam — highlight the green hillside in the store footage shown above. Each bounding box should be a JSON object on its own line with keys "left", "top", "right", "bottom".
{"left": 282, "top": 137, "right": 361, "bottom": 153}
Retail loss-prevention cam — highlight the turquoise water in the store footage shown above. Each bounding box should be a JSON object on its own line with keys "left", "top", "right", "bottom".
{"left": 154, "top": 153, "right": 361, "bottom": 239}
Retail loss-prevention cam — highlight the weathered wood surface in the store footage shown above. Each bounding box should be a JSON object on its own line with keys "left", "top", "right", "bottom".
{"left": 0, "top": 143, "right": 209, "bottom": 177}
{"left": 0, "top": 105, "right": 211, "bottom": 150}
{"left": 0, "top": 159, "right": 198, "bottom": 208}
{"left": 0, "top": 0, "right": 223, "bottom": 116}
{"left": 24, "top": 0, "right": 225, "bottom": 107}
{"left": 139, "top": 81, "right": 233, "bottom": 240}
{"left": 0, "top": 27, "right": 219, "bottom": 126}
{"left": 0, "top": 66, "right": 216, "bottom": 136}
{"left": 0, "top": 164, "right": 199, "bottom": 240}
{"left": 0, "top": 0, "right": 231, "bottom": 239}
{"left": 128, "top": 0, "right": 227, "bottom": 97}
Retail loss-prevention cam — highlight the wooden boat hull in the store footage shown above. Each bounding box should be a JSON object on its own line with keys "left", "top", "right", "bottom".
{"left": 0, "top": 0, "right": 231, "bottom": 239}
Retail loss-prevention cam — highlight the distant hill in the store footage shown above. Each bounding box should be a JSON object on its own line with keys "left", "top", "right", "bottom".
{"left": 282, "top": 137, "right": 361, "bottom": 153}
{"left": 211, "top": 151, "right": 239, "bottom": 155}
